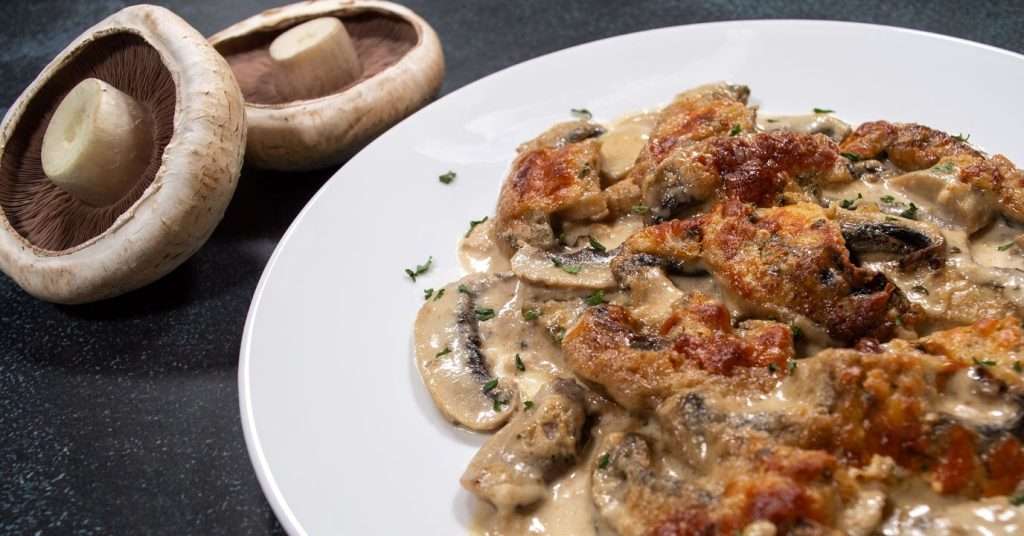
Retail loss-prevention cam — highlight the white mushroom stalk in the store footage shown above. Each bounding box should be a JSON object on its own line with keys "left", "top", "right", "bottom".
{"left": 41, "top": 78, "right": 153, "bottom": 207}
{"left": 269, "top": 16, "right": 363, "bottom": 101}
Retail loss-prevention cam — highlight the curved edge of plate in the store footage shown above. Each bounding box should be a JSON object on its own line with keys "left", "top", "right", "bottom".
{"left": 237, "top": 18, "right": 1024, "bottom": 535}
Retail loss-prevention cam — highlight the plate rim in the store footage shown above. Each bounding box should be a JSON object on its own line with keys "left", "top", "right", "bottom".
{"left": 237, "top": 18, "right": 1024, "bottom": 535}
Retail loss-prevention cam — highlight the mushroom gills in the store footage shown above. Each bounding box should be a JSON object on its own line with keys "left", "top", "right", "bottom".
{"left": 40, "top": 77, "right": 154, "bottom": 207}
{"left": 269, "top": 17, "right": 363, "bottom": 101}
{"left": 414, "top": 273, "right": 518, "bottom": 431}
{"left": 461, "top": 379, "right": 588, "bottom": 510}
{"left": 837, "top": 209, "right": 946, "bottom": 268}
{"left": 510, "top": 244, "right": 618, "bottom": 290}
{"left": 757, "top": 113, "right": 852, "bottom": 143}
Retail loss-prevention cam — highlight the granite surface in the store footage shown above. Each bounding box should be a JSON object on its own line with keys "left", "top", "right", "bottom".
{"left": 1, "top": 0, "right": 1022, "bottom": 533}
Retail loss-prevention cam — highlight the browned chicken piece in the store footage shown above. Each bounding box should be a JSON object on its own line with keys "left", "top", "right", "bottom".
{"left": 612, "top": 201, "right": 929, "bottom": 344}
{"left": 587, "top": 317, "right": 1024, "bottom": 536}
{"left": 626, "top": 83, "right": 755, "bottom": 188}
{"left": 460, "top": 379, "right": 588, "bottom": 509}
{"left": 643, "top": 131, "right": 853, "bottom": 221}
{"left": 563, "top": 294, "right": 793, "bottom": 411}
{"left": 840, "top": 120, "right": 1024, "bottom": 222}
{"left": 493, "top": 120, "right": 606, "bottom": 254}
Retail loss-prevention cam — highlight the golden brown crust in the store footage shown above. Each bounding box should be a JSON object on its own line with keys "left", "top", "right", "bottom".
{"left": 615, "top": 201, "right": 909, "bottom": 343}
{"left": 493, "top": 121, "right": 604, "bottom": 252}
{"left": 642, "top": 132, "right": 852, "bottom": 218}
{"left": 626, "top": 84, "right": 755, "bottom": 189}
{"left": 563, "top": 296, "right": 793, "bottom": 411}
{"left": 841, "top": 120, "right": 1024, "bottom": 222}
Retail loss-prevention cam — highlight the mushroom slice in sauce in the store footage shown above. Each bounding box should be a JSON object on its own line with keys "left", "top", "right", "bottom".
{"left": 461, "top": 379, "right": 588, "bottom": 510}
{"left": 641, "top": 131, "right": 852, "bottom": 221}
{"left": 510, "top": 244, "right": 618, "bottom": 290}
{"left": 612, "top": 200, "right": 913, "bottom": 345}
{"left": 414, "top": 273, "right": 519, "bottom": 431}
{"left": 836, "top": 208, "right": 946, "bottom": 269}
{"left": 493, "top": 120, "right": 606, "bottom": 254}
{"left": 888, "top": 159, "right": 999, "bottom": 234}
{"left": 758, "top": 113, "right": 853, "bottom": 142}
{"left": 840, "top": 120, "right": 1024, "bottom": 224}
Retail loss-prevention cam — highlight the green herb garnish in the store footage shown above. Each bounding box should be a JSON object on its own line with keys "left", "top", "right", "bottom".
{"left": 813, "top": 108, "right": 834, "bottom": 114}
{"left": 523, "top": 308, "right": 540, "bottom": 321}
{"left": 840, "top": 152, "right": 861, "bottom": 162}
{"left": 433, "top": 288, "right": 445, "bottom": 301}
{"left": 880, "top": 195, "right": 895, "bottom": 204}
{"left": 571, "top": 108, "right": 593, "bottom": 120}
{"left": 553, "top": 327, "right": 566, "bottom": 344}
{"left": 515, "top": 354, "right": 526, "bottom": 372}
{"left": 493, "top": 398, "right": 506, "bottom": 412}
{"left": 787, "top": 360, "right": 797, "bottom": 374}
{"left": 973, "top": 357, "right": 997, "bottom": 367}
{"left": 458, "top": 284, "right": 472, "bottom": 295}
{"left": 405, "top": 256, "right": 433, "bottom": 282}
{"left": 589, "top": 236, "right": 607, "bottom": 253}
{"left": 435, "top": 347, "right": 451, "bottom": 358}
{"left": 482, "top": 378, "right": 499, "bottom": 392}
{"left": 1011, "top": 493, "right": 1024, "bottom": 506}
{"left": 578, "top": 164, "right": 592, "bottom": 178}
{"left": 552, "top": 257, "right": 582, "bottom": 274}
{"left": 999, "top": 242, "right": 1016, "bottom": 252}
{"left": 791, "top": 324, "right": 803, "bottom": 339}
{"left": 585, "top": 290, "right": 606, "bottom": 306}
{"left": 840, "top": 193, "right": 862, "bottom": 210}
{"left": 1014, "top": 361, "right": 1023, "bottom": 374}
{"left": 900, "top": 203, "right": 919, "bottom": 220}
{"left": 631, "top": 204, "right": 649, "bottom": 215}
{"left": 524, "top": 400, "right": 535, "bottom": 410}
{"left": 730, "top": 124, "right": 742, "bottom": 136}
{"left": 768, "top": 363, "right": 779, "bottom": 374}
{"left": 439, "top": 171, "right": 456, "bottom": 184}
{"left": 424, "top": 288, "right": 434, "bottom": 300}
{"left": 598, "top": 453, "right": 610, "bottom": 470}
{"left": 932, "top": 161, "right": 956, "bottom": 174}
{"left": 475, "top": 307, "right": 496, "bottom": 321}
{"left": 953, "top": 133, "right": 970, "bottom": 143}
{"left": 465, "top": 216, "right": 488, "bottom": 238}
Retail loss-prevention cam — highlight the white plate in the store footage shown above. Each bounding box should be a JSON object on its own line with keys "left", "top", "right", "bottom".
{"left": 239, "top": 20, "right": 1024, "bottom": 535}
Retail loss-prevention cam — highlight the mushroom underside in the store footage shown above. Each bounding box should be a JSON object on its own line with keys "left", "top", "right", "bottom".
{"left": 215, "top": 10, "right": 418, "bottom": 105}
{"left": 0, "top": 33, "right": 175, "bottom": 252}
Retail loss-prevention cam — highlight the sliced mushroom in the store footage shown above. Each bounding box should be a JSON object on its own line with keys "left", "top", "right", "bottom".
{"left": 510, "top": 244, "right": 617, "bottom": 290}
{"left": 757, "top": 113, "right": 852, "bottom": 143}
{"left": 210, "top": 0, "right": 444, "bottom": 170}
{"left": 0, "top": 5, "right": 245, "bottom": 304}
{"left": 836, "top": 208, "right": 946, "bottom": 269}
{"left": 414, "top": 274, "right": 518, "bottom": 431}
{"left": 460, "top": 378, "right": 588, "bottom": 510}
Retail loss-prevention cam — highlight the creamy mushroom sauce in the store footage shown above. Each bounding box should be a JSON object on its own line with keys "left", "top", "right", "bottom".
{"left": 416, "top": 102, "right": 1024, "bottom": 535}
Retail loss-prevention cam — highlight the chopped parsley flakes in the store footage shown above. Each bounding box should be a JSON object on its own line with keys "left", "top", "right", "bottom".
{"left": 435, "top": 347, "right": 451, "bottom": 358}
{"left": 589, "top": 236, "right": 607, "bottom": 253}
{"left": 1012, "top": 493, "right": 1024, "bottom": 506}
{"left": 439, "top": 171, "right": 456, "bottom": 184}
{"left": 405, "top": 256, "right": 433, "bottom": 281}
{"left": 571, "top": 108, "right": 593, "bottom": 120}
{"left": 524, "top": 400, "right": 535, "bottom": 410}
{"left": 999, "top": 242, "right": 1016, "bottom": 252}
{"left": 515, "top": 354, "right": 526, "bottom": 372}
{"left": 465, "top": 216, "right": 488, "bottom": 238}
{"left": 840, "top": 193, "right": 862, "bottom": 210}
{"left": 475, "top": 307, "right": 496, "bottom": 321}
{"left": 458, "top": 284, "right": 472, "bottom": 295}
{"left": 813, "top": 108, "right": 834, "bottom": 114}
{"left": 973, "top": 357, "right": 997, "bottom": 367}
{"left": 953, "top": 133, "right": 971, "bottom": 143}
{"left": 768, "top": 363, "right": 779, "bottom": 374}
{"left": 631, "top": 204, "right": 650, "bottom": 215}
{"left": 840, "top": 152, "right": 861, "bottom": 162}
{"left": 787, "top": 360, "right": 797, "bottom": 374}
{"left": 423, "top": 288, "right": 434, "bottom": 300}
{"left": 598, "top": 453, "right": 611, "bottom": 470}
{"left": 523, "top": 308, "right": 540, "bottom": 321}
{"left": 1015, "top": 361, "right": 1023, "bottom": 374}
{"left": 899, "top": 203, "right": 919, "bottom": 220}
{"left": 482, "top": 378, "right": 499, "bottom": 393}
{"left": 730, "top": 124, "right": 742, "bottom": 136}
{"left": 880, "top": 195, "right": 896, "bottom": 204}
{"left": 585, "top": 290, "right": 606, "bottom": 306}
{"left": 552, "top": 257, "right": 582, "bottom": 274}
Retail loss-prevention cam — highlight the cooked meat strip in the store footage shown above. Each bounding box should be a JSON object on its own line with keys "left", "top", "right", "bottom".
{"left": 494, "top": 121, "right": 606, "bottom": 254}
{"left": 642, "top": 131, "right": 853, "bottom": 221}
{"left": 840, "top": 120, "right": 1024, "bottom": 223}
{"left": 612, "top": 201, "right": 920, "bottom": 344}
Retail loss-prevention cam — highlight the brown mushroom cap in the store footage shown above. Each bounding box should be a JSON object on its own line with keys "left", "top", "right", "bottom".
{"left": 0, "top": 5, "right": 246, "bottom": 304}
{"left": 210, "top": 0, "right": 445, "bottom": 171}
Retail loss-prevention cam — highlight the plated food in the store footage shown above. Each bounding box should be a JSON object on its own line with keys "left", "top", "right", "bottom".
{"left": 414, "top": 83, "right": 1024, "bottom": 535}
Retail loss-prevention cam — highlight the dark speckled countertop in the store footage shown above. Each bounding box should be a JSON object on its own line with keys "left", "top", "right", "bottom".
{"left": 1, "top": 1, "right": 1022, "bottom": 533}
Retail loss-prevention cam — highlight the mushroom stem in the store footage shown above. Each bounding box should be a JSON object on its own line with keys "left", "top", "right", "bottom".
{"left": 269, "top": 17, "right": 363, "bottom": 101}
{"left": 41, "top": 78, "right": 153, "bottom": 207}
